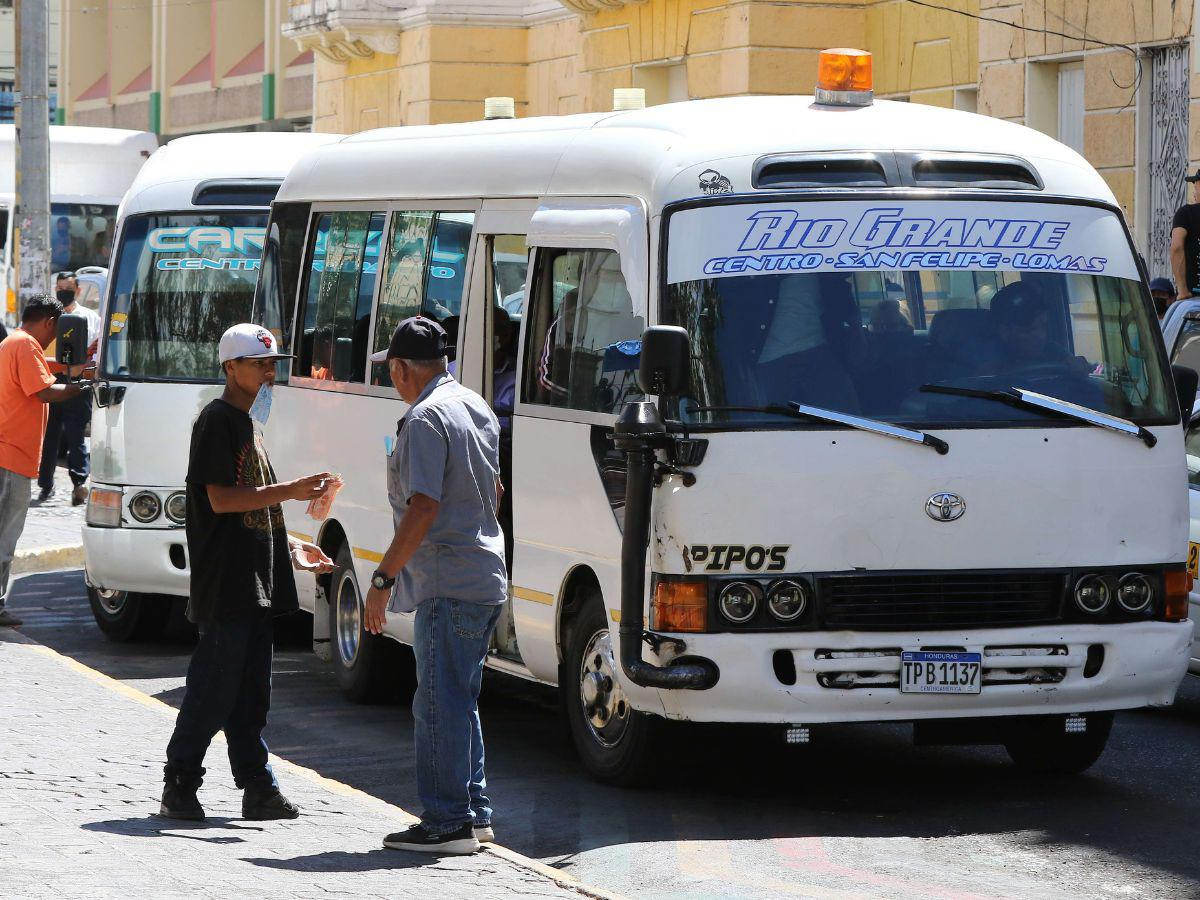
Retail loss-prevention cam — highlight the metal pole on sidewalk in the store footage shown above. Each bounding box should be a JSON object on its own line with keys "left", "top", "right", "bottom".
{"left": 15, "top": 0, "right": 52, "bottom": 313}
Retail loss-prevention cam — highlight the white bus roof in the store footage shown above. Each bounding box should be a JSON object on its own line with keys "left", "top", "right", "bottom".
{"left": 276, "top": 97, "right": 1116, "bottom": 212}
{"left": 121, "top": 131, "right": 344, "bottom": 217}
{"left": 0, "top": 124, "right": 158, "bottom": 206}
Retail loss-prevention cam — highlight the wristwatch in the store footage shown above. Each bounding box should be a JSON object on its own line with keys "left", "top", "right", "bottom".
{"left": 371, "top": 570, "right": 396, "bottom": 590}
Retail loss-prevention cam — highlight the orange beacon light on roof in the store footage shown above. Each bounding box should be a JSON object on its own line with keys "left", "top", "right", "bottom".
{"left": 815, "top": 48, "right": 873, "bottom": 107}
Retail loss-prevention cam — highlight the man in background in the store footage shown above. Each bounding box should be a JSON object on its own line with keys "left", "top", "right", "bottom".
{"left": 36, "top": 272, "right": 101, "bottom": 505}
{"left": 1171, "top": 172, "right": 1200, "bottom": 300}
{"left": 1149, "top": 277, "right": 1177, "bottom": 321}
{"left": 0, "top": 297, "right": 91, "bottom": 627}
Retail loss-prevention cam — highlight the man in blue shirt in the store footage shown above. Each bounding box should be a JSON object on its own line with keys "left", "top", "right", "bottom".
{"left": 364, "top": 316, "right": 507, "bottom": 856}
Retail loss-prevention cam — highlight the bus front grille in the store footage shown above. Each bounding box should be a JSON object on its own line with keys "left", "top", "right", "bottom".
{"left": 817, "top": 572, "right": 1065, "bottom": 629}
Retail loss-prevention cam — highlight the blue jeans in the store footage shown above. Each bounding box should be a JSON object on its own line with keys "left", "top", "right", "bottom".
{"left": 412, "top": 598, "right": 504, "bottom": 835}
{"left": 38, "top": 391, "right": 91, "bottom": 490}
{"left": 164, "top": 612, "right": 278, "bottom": 790}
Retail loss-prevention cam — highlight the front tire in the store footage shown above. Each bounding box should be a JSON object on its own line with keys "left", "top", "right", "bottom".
{"left": 328, "top": 543, "right": 410, "bottom": 703}
{"left": 1004, "top": 712, "right": 1114, "bottom": 775}
{"left": 563, "top": 595, "right": 661, "bottom": 786}
{"left": 88, "top": 587, "right": 171, "bottom": 642}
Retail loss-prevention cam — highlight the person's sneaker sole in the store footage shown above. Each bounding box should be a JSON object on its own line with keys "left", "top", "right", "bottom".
{"left": 242, "top": 807, "right": 300, "bottom": 821}
{"left": 383, "top": 835, "right": 481, "bottom": 854}
{"left": 474, "top": 826, "right": 494, "bottom": 843}
{"left": 156, "top": 803, "right": 205, "bottom": 821}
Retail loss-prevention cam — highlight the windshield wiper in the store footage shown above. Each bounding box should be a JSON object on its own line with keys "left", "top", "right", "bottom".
{"left": 920, "top": 383, "right": 1156, "bottom": 448}
{"left": 689, "top": 402, "right": 949, "bottom": 455}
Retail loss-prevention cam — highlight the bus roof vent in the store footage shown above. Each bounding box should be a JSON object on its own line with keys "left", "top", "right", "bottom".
{"left": 191, "top": 179, "right": 283, "bottom": 207}
{"left": 903, "top": 153, "right": 1042, "bottom": 190}
{"left": 753, "top": 153, "right": 893, "bottom": 189}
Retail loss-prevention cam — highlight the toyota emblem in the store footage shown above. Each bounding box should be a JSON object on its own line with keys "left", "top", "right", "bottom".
{"left": 926, "top": 492, "right": 965, "bottom": 522}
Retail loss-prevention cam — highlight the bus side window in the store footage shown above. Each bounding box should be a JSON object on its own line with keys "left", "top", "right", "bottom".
{"left": 0, "top": 208, "right": 9, "bottom": 254}
{"left": 371, "top": 210, "right": 434, "bottom": 386}
{"left": 297, "top": 210, "right": 382, "bottom": 383}
{"left": 522, "top": 247, "right": 645, "bottom": 415}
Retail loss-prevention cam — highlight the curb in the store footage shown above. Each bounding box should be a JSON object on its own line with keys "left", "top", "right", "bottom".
{"left": 12, "top": 543, "right": 85, "bottom": 576}
{"left": 3, "top": 622, "right": 625, "bottom": 900}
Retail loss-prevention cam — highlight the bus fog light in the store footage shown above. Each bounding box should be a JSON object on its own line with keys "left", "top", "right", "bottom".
{"left": 86, "top": 487, "right": 122, "bottom": 528}
{"left": 767, "top": 580, "right": 809, "bottom": 622}
{"left": 165, "top": 491, "right": 187, "bottom": 525}
{"left": 1115, "top": 573, "right": 1153, "bottom": 614}
{"left": 1073, "top": 574, "right": 1110, "bottom": 615}
{"left": 718, "top": 582, "right": 760, "bottom": 624}
{"left": 129, "top": 491, "right": 162, "bottom": 524}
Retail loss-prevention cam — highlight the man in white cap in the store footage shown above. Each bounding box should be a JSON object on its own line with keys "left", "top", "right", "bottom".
{"left": 159, "top": 323, "right": 335, "bottom": 822}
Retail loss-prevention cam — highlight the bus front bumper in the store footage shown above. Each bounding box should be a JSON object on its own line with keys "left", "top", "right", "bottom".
{"left": 643, "top": 621, "right": 1194, "bottom": 724}
{"left": 83, "top": 524, "right": 189, "bottom": 598}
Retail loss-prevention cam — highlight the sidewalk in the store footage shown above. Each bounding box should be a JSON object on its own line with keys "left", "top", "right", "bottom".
{"left": 14, "top": 466, "right": 85, "bottom": 575}
{"left": 0, "top": 627, "right": 612, "bottom": 900}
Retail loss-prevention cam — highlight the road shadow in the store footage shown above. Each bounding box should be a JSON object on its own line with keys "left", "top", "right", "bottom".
{"left": 244, "top": 848, "right": 463, "bottom": 873}
{"left": 83, "top": 815, "right": 265, "bottom": 845}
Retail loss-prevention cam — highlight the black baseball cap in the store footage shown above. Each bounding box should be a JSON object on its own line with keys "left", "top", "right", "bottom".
{"left": 1186, "top": 170, "right": 1200, "bottom": 183}
{"left": 369, "top": 316, "right": 450, "bottom": 364}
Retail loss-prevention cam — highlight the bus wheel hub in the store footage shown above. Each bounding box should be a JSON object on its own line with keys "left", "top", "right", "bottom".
{"left": 579, "top": 630, "right": 629, "bottom": 744}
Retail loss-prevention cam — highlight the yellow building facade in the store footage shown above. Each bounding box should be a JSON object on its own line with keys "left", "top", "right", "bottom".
{"left": 59, "top": 0, "right": 313, "bottom": 138}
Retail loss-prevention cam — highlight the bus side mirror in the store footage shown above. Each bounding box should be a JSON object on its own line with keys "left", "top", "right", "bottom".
{"left": 55, "top": 313, "right": 88, "bottom": 367}
{"left": 1173, "top": 365, "right": 1198, "bottom": 431}
{"left": 637, "top": 326, "right": 690, "bottom": 398}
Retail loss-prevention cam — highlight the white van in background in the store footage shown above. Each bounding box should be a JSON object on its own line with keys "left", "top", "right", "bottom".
{"left": 0, "top": 125, "right": 157, "bottom": 325}
{"left": 82, "top": 131, "right": 342, "bottom": 641}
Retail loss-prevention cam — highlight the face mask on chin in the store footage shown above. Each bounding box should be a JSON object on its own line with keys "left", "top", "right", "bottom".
{"left": 248, "top": 382, "right": 273, "bottom": 426}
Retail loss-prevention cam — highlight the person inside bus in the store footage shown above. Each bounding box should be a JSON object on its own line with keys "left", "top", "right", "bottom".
{"left": 363, "top": 316, "right": 506, "bottom": 855}
{"left": 51, "top": 217, "right": 73, "bottom": 270}
{"left": 493, "top": 307, "right": 518, "bottom": 429}
{"left": 989, "top": 282, "right": 1075, "bottom": 373}
{"left": 756, "top": 272, "right": 864, "bottom": 412}
{"left": 310, "top": 325, "right": 335, "bottom": 380}
{"left": 158, "top": 324, "right": 334, "bottom": 822}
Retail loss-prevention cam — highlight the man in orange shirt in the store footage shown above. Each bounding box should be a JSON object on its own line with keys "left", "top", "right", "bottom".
{"left": 0, "top": 296, "right": 91, "bottom": 627}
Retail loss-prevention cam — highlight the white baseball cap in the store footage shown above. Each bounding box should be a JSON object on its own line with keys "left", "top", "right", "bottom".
{"left": 218, "top": 323, "right": 294, "bottom": 364}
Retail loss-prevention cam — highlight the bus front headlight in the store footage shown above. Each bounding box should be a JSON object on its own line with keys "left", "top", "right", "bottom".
{"left": 767, "top": 580, "right": 809, "bottom": 622}
{"left": 718, "top": 582, "right": 760, "bottom": 624}
{"left": 1073, "top": 574, "right": 1111, "bottom": 615}
{"left": 86, "top": 487, "right": 122, "bottom": 528}
{"left": 1116, "top": 572, "right": 1153, "bottom": 614}
{"left": 165, "top": 492, "right": 187, "bottom": 525}
{"left": 129, "top": 491, "right": 162, "bottom": 524}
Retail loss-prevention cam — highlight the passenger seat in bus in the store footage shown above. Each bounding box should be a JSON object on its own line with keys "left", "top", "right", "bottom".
{"left": 924, "top": 307, "right": 998, "bottom": 384}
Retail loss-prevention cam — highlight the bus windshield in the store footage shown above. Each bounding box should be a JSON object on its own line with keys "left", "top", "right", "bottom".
{"left": 51, "top": 202, "right": 118, "bottom": 271}
{"left": 664, "top": 199, "right": 1174, "bottom": 428}
{"left": 102, "top": 212, "right": 267, "bottom": 382}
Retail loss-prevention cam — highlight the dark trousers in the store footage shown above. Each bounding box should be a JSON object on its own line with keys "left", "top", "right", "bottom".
{"left": 38, "top": 391, "right": 91, "bottom": 491}
{"left": 164, "top": 612, "right": 277, "bottom": 790}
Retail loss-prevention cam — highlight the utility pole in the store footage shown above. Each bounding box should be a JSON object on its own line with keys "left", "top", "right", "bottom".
{"left": 15, "top": 0, "right": 52, "bottom": 313}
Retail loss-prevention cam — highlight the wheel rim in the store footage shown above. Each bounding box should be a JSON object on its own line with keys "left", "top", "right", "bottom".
{"left": 96, "top": 588, "right": 128, "bottom": 616}
{"left": 578, "top": 628, "right": 631, "bottom": 749}
{"left": 335, "top": 570, "right": 361, "bottom": 666}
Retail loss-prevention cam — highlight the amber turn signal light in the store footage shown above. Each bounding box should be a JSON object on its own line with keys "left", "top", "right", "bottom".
{"left": 1163, "top": 567, "right": 1190, "bottom": 621}
{"left": 651, "top": 578, "right": 708, "bottom": 633}
{"left": 817, "top": 48, "right": 873, "bottom": 94}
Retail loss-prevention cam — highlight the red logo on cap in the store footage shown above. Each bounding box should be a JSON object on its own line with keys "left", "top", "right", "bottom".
{"left": 257, "top": 331, "right": 273, "bottom": 350}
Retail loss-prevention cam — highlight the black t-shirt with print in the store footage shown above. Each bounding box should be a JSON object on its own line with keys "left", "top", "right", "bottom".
{"left": 184, "top": 398, "right": 298, "bottom": 624}
{"left": 1172, "top": 203, "right": 1200, "bottom": 293}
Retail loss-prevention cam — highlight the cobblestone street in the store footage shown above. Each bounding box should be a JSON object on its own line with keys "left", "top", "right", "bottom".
{"left": 0, "top": 624, "right": 607, "bottom": 900}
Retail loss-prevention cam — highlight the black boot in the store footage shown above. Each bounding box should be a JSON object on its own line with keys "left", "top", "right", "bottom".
{"left": 158, "top": 767, "right": 205, "bottom": 821}
{"left": 242, "top": 782, "right": 299, "bottom": 821}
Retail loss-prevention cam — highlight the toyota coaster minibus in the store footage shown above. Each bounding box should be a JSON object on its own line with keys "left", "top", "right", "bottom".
{"left": 82, "top": 131, "right": 342, "bottom": 640}
{"left": 253, "top": 52, "right": 1194, "bottom": 782}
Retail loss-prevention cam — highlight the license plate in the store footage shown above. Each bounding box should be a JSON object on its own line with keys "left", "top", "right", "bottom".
{"left": 901, "top": 651, "right": 982, "bottom": 694}
{"left": 1189, "top": 542, "right": 1199, "bottom": 579}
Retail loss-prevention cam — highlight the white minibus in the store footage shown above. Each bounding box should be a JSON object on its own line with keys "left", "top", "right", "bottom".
{"left": 83, "top": 132, "right": 342, "bottom": 640}
{"left": 257, "top": 54, "right": 1195, "bottom": 782}
{"left": 0, "top": 124, "right": 157, "bottom": 325}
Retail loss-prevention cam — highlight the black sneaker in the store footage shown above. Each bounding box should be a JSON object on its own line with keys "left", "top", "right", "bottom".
{"left": 383, "top": 822, "right": 480, "bottom": 855}
{"left": 0, "top": 610, "right": 23, "bottom": 628}
{"left": 158, "top": 770, "right": 205, "bottom": 821}
{"left": 242, "top": 786, "right": 299, "bottom": 820}
{"left": 31, "top": 487, "right": 53, "bottom": 506}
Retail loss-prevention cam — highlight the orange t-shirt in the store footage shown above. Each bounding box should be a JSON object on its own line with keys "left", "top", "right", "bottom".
{"left": 0, "top": 330, "right": 56, "bottom": 478}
